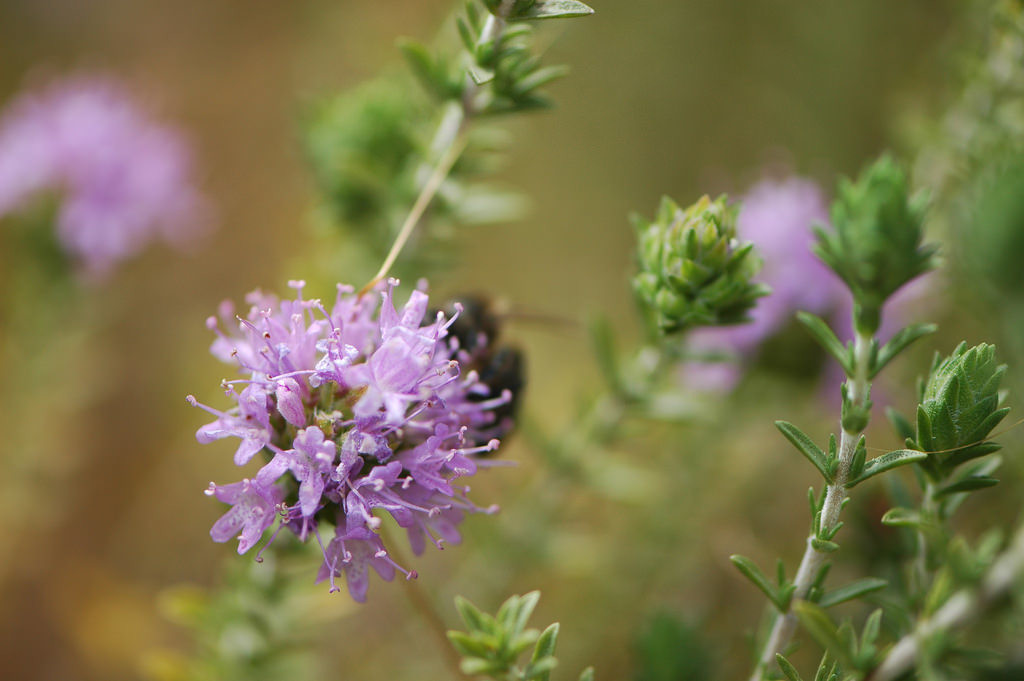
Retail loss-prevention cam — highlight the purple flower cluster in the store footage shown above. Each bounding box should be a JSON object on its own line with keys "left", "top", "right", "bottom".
{"left": 190, "top": 280, "right": 514, "bottom": 601}
{"left": 0, "top": 75, "right": 209, "bottom": 279}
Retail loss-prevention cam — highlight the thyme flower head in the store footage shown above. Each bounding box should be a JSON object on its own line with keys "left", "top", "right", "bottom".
{"left": 190, "top": 280, "right": 516, "bottom": 601}
{"left": 0, "top": 75, "right": 209, "bottom": 278}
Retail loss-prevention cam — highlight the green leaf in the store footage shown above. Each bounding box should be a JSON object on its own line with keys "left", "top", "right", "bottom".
{"left": 817, "top": 578, "right": 888, "bottom": 608}
{"left": 496, "top": 593, "right": 521, "bottom": 631}
{"left": 848, "top": 436, "right": 867, "bottom": 481}
{"left": 398, "top": 39, "right": 455, "bottom": 100}
{"left": 524, "top": 657, "right": 559, "bottom": 680}
{"left": 871, "top": 323, "right": 937, "bottom": 377}
{"left": 934, "top": 475, "right": 999, "bottom": 497}
{"left": 461, "top": 657, "right": 506, "bottom": 676}
{"left": 775, "top": 421, "right": 832, "bottom": 482}
{"left": 578, "top": 667, "right": 595, "bottom": 681}
{"left": 514, "top": 591, "right": 542, "bottom": 635}
{"left": 511, "top": 630, "right": 542, "bottom": 657}
{"left": 793, "top": 602, "right": 855, "bottom": 669}
{"left": 861, "top": 609, "right": 883, "bottom": 650}
{"left": 730, "top": 555, "right": 788, "bottom": 611}
{"left": 513, "top": 64, "right": 571, "bottom": 96}
{"left": 775, "top": 653, "right": 805, "bottom": 681}
{"left": 846, "top": 449, "right": 928, "bottom": 487}
{"left": 811, "top": 538, "right": 840, "bottom": 553}
{"left": 886, "top": 407, "right": 915, "bottom": 441}
{"left": 512, "top": 0, "right": 595, "bottom": 20}
{"left": 454, "top": 595, "right": 490, "bottom": 633}
{"left": 880, "top": 507, "right": 928, "bottom": 529}
{"left": 530, "top": 623, "right": 559, "bottom": 681}
{"left": 813, "top": 656, "right": 838, "bottom": 681}
{"left": 447, "top": 631, "right": 491, "bottom": 658}
{"left": 797, "top": 311, "right": 852, "bottom": 375}
{"left": 469, "top": 64, "right": 496, "bottom": 86}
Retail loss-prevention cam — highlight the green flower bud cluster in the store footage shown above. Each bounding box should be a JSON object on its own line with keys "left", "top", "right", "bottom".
{"left": 815, "top": 155, "right": 937, "bottom": 334}
{"left": 910, "top": 342, "right": 1009, "bottom": 479}
{"left": 633, "top": 195, "right": 767, "bottom": 333}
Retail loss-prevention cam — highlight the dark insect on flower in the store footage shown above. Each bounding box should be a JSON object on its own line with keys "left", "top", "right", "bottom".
{"left": 436, "top": 294, "right": 525, "bottom": 449}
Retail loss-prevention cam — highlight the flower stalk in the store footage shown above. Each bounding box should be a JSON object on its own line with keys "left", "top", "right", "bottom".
{"left": 362, "top": 0, "right": 515, "bottom": 293}
{"left": 752, "top": 330, "right": 874, "bottom": 681}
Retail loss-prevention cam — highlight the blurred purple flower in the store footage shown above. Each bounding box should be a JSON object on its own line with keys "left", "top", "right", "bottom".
{"left": 683, "top": 177, "right": 843, "bottom": 390}
{"left": 682, "top": 176, "right": 934, "bottom": 398}
{"left": 0, "top": 75, "right": 210, "bottom": 279}
{"left": 191, "top": 280, "right": 512, "bottom": 602}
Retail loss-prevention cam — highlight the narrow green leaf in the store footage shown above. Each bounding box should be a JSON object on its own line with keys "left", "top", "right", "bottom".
{"left": 454, "top": 596, "right": 489, "bottom": 632}
{"left": 793, "top": 602, "right": 854, "bottom": 669}
{"left": 530, "top": 623, "right": 559, "bottom": 681}
{"left": 730, "top": 555, "right": 785, "bottom": 611}
{"left": 934, "top": 475, "right": 999, "bottom": 497}
{"left": 456, "top": 17, "right": 476, "bottom": 51}
{"left": 776, "top": 421, "right": 832, "bottom": 482}
{"left": 524, "top": 657, "right": 559, "bottom": 680}
{"left": 398, "top": 40, "right": 433, "bottom": 77}
{"left": 871, "top": 323, "right": 936, "bottom": 378}
{"left": 510, "top": 630, "right": 542, "bottom": 657}
{"left": 861, "top": 609, "right": 883, "bottom": 649}
{"left": 512, "top": 0, "right": 595, "bottom": 20}
{"left": 818, "top": 578, "right": 888, "bottom": 608}
{"left": 514, "top": 64, "right": 571, "bottom": 96}
{"left": 886, "top": 407, "right": 915, "bottom": 441}
{"left": 880, "top": 507, "right": 926, "bottom": 528}
{"left": 496, "top": 594, "right": 520, "bottom": 631}
{"left": 776, "top": 653, "right": 805, "bottom": 681}
{"left": 447, "top": 631, "right": 491, "bottom": 658}
{"left": 813, "top": 655, "right": 836, "bottom": 681}
{"left": 811, "top": 538, "right": 840, "bottom": 553}
{"left": 846, "top": 449, "right": 928, "bottom": 487}
{"left": 469, "top": 64, "right": 496, "bottom": 86}
{"left": 514, "top": 591, "right": 542, "bottom": 635}
{"left": 461, "top": 657, "right": 506, "bottom": 676}
{"left": 797, "top": 311, "right": 852, "bottom": 375}
{"left": 849, "top": 437, "right": 866, "bottom": 480}
{"left": 811, "top": 562, "right": 832, "bottom": 591}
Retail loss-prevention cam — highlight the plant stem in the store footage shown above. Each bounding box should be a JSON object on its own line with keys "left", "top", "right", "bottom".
{"left": 751, "top": 330, "right": 874, "bottom": 681}
{"left": 913, "top": 480, "right": 937, "bottom": 597}
{"left": 361, "top": 134, "right": 466, "bottom": 294}
{"left": 361, "top": 0, "right": 513, "bottom": 294}
{"left": 868, "top": 516, "right": 1024, "bottom": 681}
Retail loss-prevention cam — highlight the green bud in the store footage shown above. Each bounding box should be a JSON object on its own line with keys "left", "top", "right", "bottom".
{"left": 815, "top": 155, "right": 937, "bottom": 334}
{"left": 632, "top": 195, "right": 768, "bottom": 334}
{"left": 912, "top": 343, "right": 1009, "bottom": 478}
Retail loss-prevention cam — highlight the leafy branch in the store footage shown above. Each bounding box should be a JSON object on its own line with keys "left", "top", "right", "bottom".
{"left": 449, "top": 592, "right": 595, "bottom": 681}
{"left": 363, "top": 0, "right": 593, "bottom": 290}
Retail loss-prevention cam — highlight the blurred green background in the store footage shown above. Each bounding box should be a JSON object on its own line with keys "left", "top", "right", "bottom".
{"left": 1, "top": 1, "right": 993, "bottom": 680}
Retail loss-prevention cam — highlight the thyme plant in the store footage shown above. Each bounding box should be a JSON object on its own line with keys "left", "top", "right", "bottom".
{"left": 153, "top": 0, "right": 1024, "bottom": 679}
